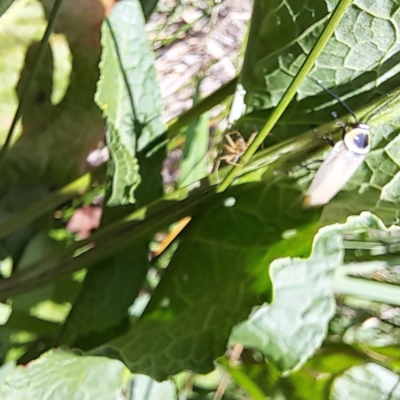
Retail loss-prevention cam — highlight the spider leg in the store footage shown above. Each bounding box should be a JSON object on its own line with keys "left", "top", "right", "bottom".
{"left": 225, "top": 133, "right": 237, "bottom": 148}
{"left": 219, "top": 155, "right": 235, "bottom": 162}
{"left": 226, "top": 160, "right": 244, "bottom": 167}
{"left": 214, "top": 158, "right": 222, "bottom": 184}
{"left": 226, "top": 130, "right": 243, "bottom": 139}
{"left": 223, "top": 144, "right": 238, "bottom": 153}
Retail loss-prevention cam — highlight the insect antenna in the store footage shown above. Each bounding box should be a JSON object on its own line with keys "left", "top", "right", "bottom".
{"left": 308, "top": 77, "right": 360, "bottom": 124}
{"left": 364, "top": 89, "right": 400, "bottom": 124}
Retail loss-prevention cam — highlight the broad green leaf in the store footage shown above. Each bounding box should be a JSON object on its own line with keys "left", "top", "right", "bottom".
{"left": 232, "top": 0, "right": 400, "bottom": 226}
{"left": 229, "top": 227, "right": 340, "bottom": 373}
{"left": 178, "top": 109, "right": 209, "bottom": 188}
{"left": 111, "top": 180, "right": 321, "bottom": 380}
{"left": 0, "top": 349, "right": 128, "bottom": 399}
{"left": 331, "top": 363, "right": 400, "bottom": 399}
{"left": 95, "top": 0, "right": 165, "bottom": 206}
{"left": 59, "top": 240, "right": 149, "bottom": 348}
{"left": 229, "top": 213, "right": 386, "bottom": 373}
{"left": 240, "top": 0, "right": 400, "bottom": 135}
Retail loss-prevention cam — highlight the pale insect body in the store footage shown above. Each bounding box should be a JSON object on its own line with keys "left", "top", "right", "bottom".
{"left": 304, "top": 78, "right": 375, "bottom": 207}
{"left": 304, "top": 123, "right": 370, "bottom": 207}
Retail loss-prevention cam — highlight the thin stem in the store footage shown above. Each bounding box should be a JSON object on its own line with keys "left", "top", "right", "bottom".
{"left": 0, "top": 78, "right": 237, "bottom": 238}
{"left": 0, "top": 185, "right": 215, "bottom": 300}
{"left": 217, "top": 0, "right": 353, "bottom": 192}
{"left": 166, "top": 77, "right": 237, "bottom": 136}
{"left": 0, "top": 0, "right": 64, "bottom": 166}
{"left": 0, "top": 114, "right": 333, "bottom": 299}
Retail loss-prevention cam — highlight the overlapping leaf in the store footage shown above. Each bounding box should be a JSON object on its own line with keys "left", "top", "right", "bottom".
{"left": 236, "top": 0, "right": 400, "bottom": 225}
{"left": 95, "top": 0, "right": 165, "bottom": 206}
{"left": 241, "top": 0, "right": 400, "bottom": 132}
{"left": 0, "top": 349, "right": 128, "bottom": 399}
{"left": 61, "top": 0, "right": 167, "bottom": 349}
{"left": 111, "top": 180, "right": 321, "bottom": 380}
{"left": 229, "top": 213, "right": 386, "bottom": 373}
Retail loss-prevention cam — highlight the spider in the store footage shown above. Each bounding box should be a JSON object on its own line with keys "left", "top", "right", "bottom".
{"left": 214, "top": 131, "right": 257, "bottom": 180}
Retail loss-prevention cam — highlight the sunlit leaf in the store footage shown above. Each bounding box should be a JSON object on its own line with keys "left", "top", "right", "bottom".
{"left": 95, "top": 0, "right": 165, "bottom": 206}
{"left": 331, "top": 363, "right": 400, "bottom": 400}
{"left": 111, "top": 180, "right": 320, "bottom": 380}
{"left": 0, "top": 349, "right": 128, "bottom": 400}
{"left": 230, "top": 213, "right": 387, "bottom": 373}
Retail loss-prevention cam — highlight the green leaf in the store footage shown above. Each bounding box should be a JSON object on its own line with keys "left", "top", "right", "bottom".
{"left": 0, "top": 349, "right": 128, "bottom": 399}
{"left": 178, "top": 79, "right": 210, "bottom": 188}
{"left": 178, "top": 109, "right": 209, "bottom": 188}
{"left": 95, "top": 0, "right": 165, "bottom": 206}
{"left": 229, "top": 213, "right": 386, "bottom": 373}
{"left": 59, "top": 240, "right": 149, "bottom": 348}
{"left": 111, "top": 180, "right": 320, "bottom": 380}
{"left": 241, "top": 0, "right": 400, "bottom": 134}
{"left": 130, "top": 374, "right": 177, "bottom": 400}
{"left": 230, "top": 227, "right": 340, "bottom": 373}
{"left": 331, "top": 363, "right": 400, "bottom": 399}
{"left": 231, "top": 0, "right": 400, "bottom": 225}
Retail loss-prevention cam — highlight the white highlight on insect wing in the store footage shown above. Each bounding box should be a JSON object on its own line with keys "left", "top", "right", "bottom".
{"left": 303, "top": 125, "right": 370, "bottom": 207}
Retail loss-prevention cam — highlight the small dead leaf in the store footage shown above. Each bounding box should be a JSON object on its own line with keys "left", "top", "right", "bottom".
{"left": 66, "top": 206, "right": 102, "bottom": 239}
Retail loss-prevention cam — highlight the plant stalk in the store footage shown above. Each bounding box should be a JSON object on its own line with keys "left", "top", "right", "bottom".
{"left": 217, "top": 0, "right": 353, "bottom": 192}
